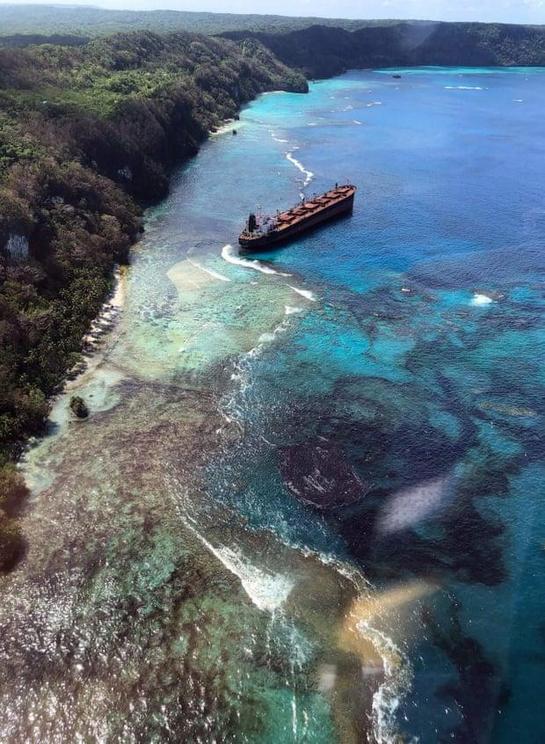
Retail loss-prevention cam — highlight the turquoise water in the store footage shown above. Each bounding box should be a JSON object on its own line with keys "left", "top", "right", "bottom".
{"left": 204, "top": 68, "right": 545, "bottom": 742}
{"left": 3, "top": 67, "right": 545, "bottom": 743}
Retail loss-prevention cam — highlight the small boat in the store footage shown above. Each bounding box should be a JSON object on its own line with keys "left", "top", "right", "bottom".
{"left": 392, "top": 74, "right": 402, "bottom": 79}
{"left": 239, "top": 184, "right": 357, "bottom": 251}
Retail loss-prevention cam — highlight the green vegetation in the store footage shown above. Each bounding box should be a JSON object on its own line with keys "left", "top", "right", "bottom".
{"left": 0, "top": 5, "right": 379, "bottom": 39}
{"left": 0, "top": 30, "right": 307, "bottom": 569}
{"left": 224, "top": 21, "right": 545, "bottom": 78}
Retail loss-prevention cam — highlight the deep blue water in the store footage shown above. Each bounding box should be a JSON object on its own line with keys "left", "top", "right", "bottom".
{"left": 192, "top": 68, "right": 545, "bottom": 742}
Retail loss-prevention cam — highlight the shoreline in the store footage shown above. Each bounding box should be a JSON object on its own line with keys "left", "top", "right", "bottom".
{"left": 2, "top": 82, "right": 305, "bottom": 542}
{"left": 3, "top": 81, "right": 401, "bottom": 742}
{"left": 0, "top": 29, "right": 309, "bottom": 523}
{"left": 4, "top": 243, "right": 392, "bottom": 744}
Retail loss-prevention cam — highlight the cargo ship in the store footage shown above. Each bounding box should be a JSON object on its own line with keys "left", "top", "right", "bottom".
{"left": 239, "top": 184, "right": 356, "bottom": 250}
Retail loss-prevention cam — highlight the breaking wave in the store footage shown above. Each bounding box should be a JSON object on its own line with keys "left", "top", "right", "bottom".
{"left": 270, "top": 130, "right": 289, "bottom": 143}
{"left": 288, "top": 285, "right": 318, "bottom": 302}
{"left": 221, "top": 244, "right": 291, "bottom": 276}
{"left": 286, "top": 149, "right": 314, "bottom": 188}
{"left": 470, "top": 292, "right": 494, "bottom": 306}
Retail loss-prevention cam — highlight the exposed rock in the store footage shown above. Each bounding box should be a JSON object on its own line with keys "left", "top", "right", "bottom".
{"left": 70, "top": 395, "right": 89, "bottom": 419}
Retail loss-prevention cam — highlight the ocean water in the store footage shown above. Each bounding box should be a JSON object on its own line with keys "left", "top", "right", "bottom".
{"left": 206, "top": 68, "right": 545, "bottom": 742}
{"left": 3, "top": 67, "right": 545, "bottom": 743}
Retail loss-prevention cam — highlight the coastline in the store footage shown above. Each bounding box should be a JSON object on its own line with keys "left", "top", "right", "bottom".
{"left": 0, "top": 30, "right": 309, "bottom": 530}
{"left": 1, "top": 79, "right": 307, "bottom": 561}
{"left": 0, "top": 54, "right": 543, "bottom": 743}
{"left": 3, "top": 101, "right": 405, "bottom": 741}
{"left": 5, "top": 216, "right": 393, "bottom": 744}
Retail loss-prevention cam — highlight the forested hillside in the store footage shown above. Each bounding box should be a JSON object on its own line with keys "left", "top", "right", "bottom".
{"left": 224, "top": 21, "right": 545, "bottom": 78}
{"left": 0, "top": 30, "right": 306, "bottom": 569}
{"left": 0, "top": 5, "right": 377, "bottom": 38}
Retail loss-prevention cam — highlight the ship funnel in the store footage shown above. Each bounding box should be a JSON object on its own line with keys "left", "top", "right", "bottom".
{"left": 248, "top": 213, "right": 257, "bottom": 232}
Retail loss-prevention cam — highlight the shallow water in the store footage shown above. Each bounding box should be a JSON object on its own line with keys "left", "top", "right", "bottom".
{"left": 3, "top": 67, "right": 545, "bottom": 742}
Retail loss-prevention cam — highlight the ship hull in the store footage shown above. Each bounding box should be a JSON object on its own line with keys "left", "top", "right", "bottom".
{"left": 239, "top": 191, "right": 355, "bottom": 251}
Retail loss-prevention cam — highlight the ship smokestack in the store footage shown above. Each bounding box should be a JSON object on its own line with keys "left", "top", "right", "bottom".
{"left": 248, "top": 213, "right": 257, "bottom": 232}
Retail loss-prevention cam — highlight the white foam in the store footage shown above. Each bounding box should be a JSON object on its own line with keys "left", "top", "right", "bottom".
{"left": 270, "top": 130, "right": 289, "bottom": 143}
{"left": 361, "top": 621, "right": 411, "bottom": 744}
{"left": 445, "top": 86, "right": 483, "bottom": 90}
{"left": 353, "top": 120, "right": 363, "bottom": 125}
{"left": 250, "top": 319, "right": 289, "bottom": 356}
{"left": 514, "top": 98, "right": 524, "bottom": 103}
{"left": 471, "top": 293, "right": 494, "bottom": 306}
{"left": 366, "top": 101, "right": 383, "bottom": 107}
{"left": 214, "top": 545, "right": 294, "bottom": 612}
{"left": 221, "top": 244, "right": 291, "bottom": 276}
{"left": 183, "top": 517, "right": 293, "bottom": 612}
{"left": 309, "top": 545, "right": 413, "bottom": 744}
{"left": 210, "top": 119, "right": 243, "bottom": 137}
{"left": 286, "top": 151, "right": 314, "bottom": 187}
{"left": 187, "top": 258, "right": 230, "bottom": 282}
{"left": 289, "top": 285, "right": 317, "bottom": 302}
{"left": 285, "top": 305, "right": 303, "bottom": 315}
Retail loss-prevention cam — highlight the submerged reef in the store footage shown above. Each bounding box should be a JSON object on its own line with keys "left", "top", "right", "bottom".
{"left": 273, "top": 276, "right": 544, "bottom": 591}
{"left": 279, "top": 440, "right": 368, "bottom": 510}
{"left": 422, "top": 599, "right": 502, "bottom": 743}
